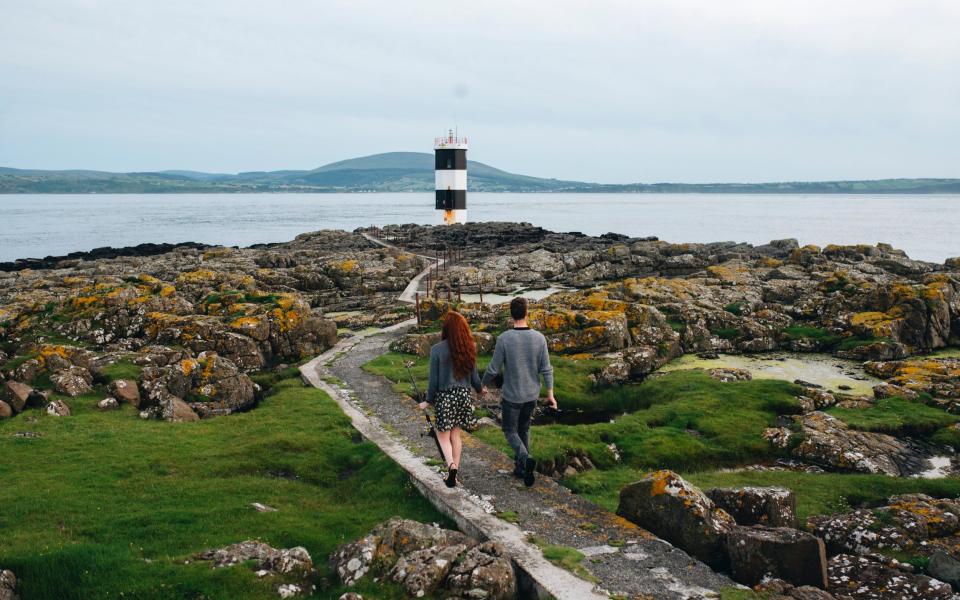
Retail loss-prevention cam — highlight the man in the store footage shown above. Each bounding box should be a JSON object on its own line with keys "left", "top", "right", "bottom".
{"left": 481, "top": 297, "right": 557, "bottom": 487}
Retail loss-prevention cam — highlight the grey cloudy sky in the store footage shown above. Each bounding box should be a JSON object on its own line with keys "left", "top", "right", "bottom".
{"left": 1, "top": 0, "right": 958, "bottom": 183}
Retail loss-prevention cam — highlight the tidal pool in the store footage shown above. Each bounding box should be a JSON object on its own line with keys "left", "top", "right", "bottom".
{"left": 459, "top": 286, "right": 572, "bottom": 305}
{"left": 658, "top": 352, "right": 881, "bottom": 396}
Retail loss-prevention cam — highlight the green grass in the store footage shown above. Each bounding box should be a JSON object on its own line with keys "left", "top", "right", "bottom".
{"left": 2, "top": 352, "right": 37, "bottom": 372}
{"left": 827, "top": 397, "right": 958, "bottom": 436}
{"left": 565, "top": 468, "right": 960, "bottom": 522}
{"left": 723, "top": 301, "right": 744, "bottom": 316}
{"left": 715, "top": 327, "right": 742, "bottom": 340}
{"left": 720, "top": 589, "right": 772, "bottom": 600}
{"left": 0, "top": 375, "right": 443, "bottom": 599}
{"left": 835, "top": 335, "right": 894, "bottom": 352}
{"left": 932, "top": 426, "right": 960, "bottom": 450}
{"left": 529, "top": 536, "right": 595, "bottom": 582}
{"left": 98, "top": 360, "right": 144, "bottom": 383}
{"left": 497, "top": 510, "right": 519, "bottom": 523}
{"left": 473, "top": 370, "right": 802, "bottom": 472}
{"left": 248, "top": 365, "right": 304, "bottom": 389}
{"left": 667, "top": 320, "right": 685, "bottom": 333}
{"left": 781, "top": 325, "right": 842, "bottom": 348}
{"left": 363, "top": 351, "right": 644, "bottom": 414}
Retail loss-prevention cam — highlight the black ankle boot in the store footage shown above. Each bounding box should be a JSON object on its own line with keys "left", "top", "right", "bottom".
{"left": 445, "top": 465, "right": 458, "bottom": 488}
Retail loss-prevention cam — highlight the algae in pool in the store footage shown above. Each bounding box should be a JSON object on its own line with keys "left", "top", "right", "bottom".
{"left": 658, "top": 352, "right": 881, "bottom": 396}
{"left": 459, "top": 286, "right": 572, "bottom": 305}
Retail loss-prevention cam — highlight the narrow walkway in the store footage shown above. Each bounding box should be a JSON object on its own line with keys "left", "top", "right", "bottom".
{"left": 360, "top": 231, "right": 444, "bottom": 303}
{"left": 302, "top": 234, "right": 735, "bottom": 598}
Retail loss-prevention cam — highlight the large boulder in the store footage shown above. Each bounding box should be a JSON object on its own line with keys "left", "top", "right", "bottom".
{"left": 388, "top": 543, "right": 470, "bottom": 597}
{"left": 616, "top": 470, "right": 735, "bottom": 568}
{"left": 0, "top": 570, "right": 17, "bottom": 600}
{"left": 1, "top": 381, "right": 33, "bottom": 413}
{"left": 108, "top": 379, "right": 141, "bottom": 407}
{"left": 828, "top": 553, "right": 955, "bottom": 599}
{"left": 97, "top": 397, "right": 120, "bottom": 411}
{"left": 929, "top": 550, "right": 960, "bottom": 591}
{"left": 139, "top": 352, "right": 256, "bottom": 418}
{"left": 809, "top": 494, "right": 960, "bottom": 558}
{"left": 724, "top": 525, "right": 828, "bottom": 588}
{"left": 706, "top": 486, "right": 797, "bottom": 528}
{"left": 791, "top": 412, "right": 929, "bottom": 476}
{"left": 444, "top": 542, "right": 516, "bottom": 600}
{"left": 0, "top": 401, "right": 11, "bottom": 419}
{"left": 390, "top": 332, "right": 441, "bottom": 357}
{"left": 13, "top": 359, "right": 40, "bottom": 384}
{"left": 50, "top": 366, "right": 93, "bottom": 397}
{"left": 329, "top": 519, "right": 515, "bottom": 599}
{"left": 162, "top": 397, "right": 200, "bottom": 422}
{"left": 45, "top": 399, "right": 71, "bottom": 417}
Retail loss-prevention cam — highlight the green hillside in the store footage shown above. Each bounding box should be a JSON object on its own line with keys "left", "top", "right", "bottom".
{"left": 1, "top": 154, "right": 958, "bottom": 193}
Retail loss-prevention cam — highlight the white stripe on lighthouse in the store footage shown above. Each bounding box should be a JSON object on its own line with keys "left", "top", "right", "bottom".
{"left": 435, "top": 170, "right": 467, "bottom": 190}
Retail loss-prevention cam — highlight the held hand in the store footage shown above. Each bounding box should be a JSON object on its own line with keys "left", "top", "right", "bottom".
{"left": 481, "top": 386, "right": 489, "bottom": 396}
{"left": 546, "top": 394, "right": 558, "bottom": 409}
{"left": 418, "top": 401, "right": 428, "bottom": 410}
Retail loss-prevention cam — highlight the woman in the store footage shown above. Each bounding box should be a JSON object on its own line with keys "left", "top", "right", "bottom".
{"left": 419, "top": 311, "right": 483, "bottom": 487}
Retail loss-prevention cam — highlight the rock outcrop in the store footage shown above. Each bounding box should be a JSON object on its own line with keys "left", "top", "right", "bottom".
{"left": 828, "top": 553, "right": 955, "bottom": 599}
{"left": 330, "top": 518, "right": 515, "bottom": 600}
{"left": 790, "top": 412, "right": 931, "bottom": 476}
{"left": 0, "top": 570, "right": 17, "bottom": 600}
{"left": 809, "top": 494, "right": 960, "bottom": 559}
{"left": 195, "top": 540, "right": 313, "bottom": 596}
{"left": 617, "top": 470, "right": 735, "bottom": 569}
{"left": 724, "top": 525, "right": 828, "bottom": 588}
{"left": 706, "top": 486, "right": 798, "bottom": 528}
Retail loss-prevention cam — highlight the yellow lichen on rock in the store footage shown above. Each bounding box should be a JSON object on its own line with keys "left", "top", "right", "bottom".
{"left": 177, "top": 269, "right": 217, "bottom": 285}
{"left": 528, "top": 308, "right": 577, "bottom": 333}
{"left": 851, "top": 311, "right": 898, "bottom": 337}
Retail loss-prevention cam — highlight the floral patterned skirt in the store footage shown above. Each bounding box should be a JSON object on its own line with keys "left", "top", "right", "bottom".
{"left": 434, "top": 387, "right": 478, "bottom": 432}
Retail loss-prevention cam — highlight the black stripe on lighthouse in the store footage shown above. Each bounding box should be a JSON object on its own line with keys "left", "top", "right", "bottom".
{"left": 435, "top": 149, "right": 467, "bottom": 170}
{"left": 435, "top": 190, "right": 467, "bottom": 210}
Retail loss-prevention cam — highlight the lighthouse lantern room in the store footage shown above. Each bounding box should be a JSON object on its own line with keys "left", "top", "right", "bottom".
{"left": 434, "top": 131, "right": 468, "bottom": 225}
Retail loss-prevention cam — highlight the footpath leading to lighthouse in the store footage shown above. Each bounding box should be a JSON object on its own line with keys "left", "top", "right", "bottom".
{"left": 300, "top": 235, "right": 734, "bottom": 599}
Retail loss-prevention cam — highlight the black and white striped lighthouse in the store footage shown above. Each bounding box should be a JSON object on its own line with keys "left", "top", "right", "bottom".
{"left": 434, "top": 130, "right": 468, "bottom": 225}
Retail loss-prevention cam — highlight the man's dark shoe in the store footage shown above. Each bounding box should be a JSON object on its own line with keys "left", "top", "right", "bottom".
{"left": 523, "top": 458, "right": 536, "bottom": 487}
{"left": 511, "top": 467, "right": 524, "bottom": 479}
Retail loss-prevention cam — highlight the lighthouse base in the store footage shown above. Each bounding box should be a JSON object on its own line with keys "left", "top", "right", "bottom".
{"left": 438, "top": 209, "right": 467, "bottom": 225}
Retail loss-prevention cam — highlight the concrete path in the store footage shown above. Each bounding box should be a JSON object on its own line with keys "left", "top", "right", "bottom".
{"left": 361, "top": 231, "right": 444, "bottom": 303}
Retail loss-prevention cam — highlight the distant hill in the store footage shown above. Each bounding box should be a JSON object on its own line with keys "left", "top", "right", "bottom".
{"left": 1, "top": 153, "right": 959, "bottom": 194}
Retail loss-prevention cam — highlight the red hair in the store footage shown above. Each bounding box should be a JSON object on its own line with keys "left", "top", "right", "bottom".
{"left": 442, "top": 311, "right": 477, "bottom": 380}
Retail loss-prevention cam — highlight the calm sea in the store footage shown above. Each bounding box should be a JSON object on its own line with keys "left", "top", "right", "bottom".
{"left": 1, "top": 193, "right": 958, "bottom": 263}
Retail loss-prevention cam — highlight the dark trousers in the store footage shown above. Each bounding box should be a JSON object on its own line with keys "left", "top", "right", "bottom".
{"left": 501, "top": 400, "right": 535, "bottom": 471}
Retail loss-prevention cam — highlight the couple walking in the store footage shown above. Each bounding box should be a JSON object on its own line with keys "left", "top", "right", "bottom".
{"left": 418, "top": 297, "right": 557, "bottom": 488}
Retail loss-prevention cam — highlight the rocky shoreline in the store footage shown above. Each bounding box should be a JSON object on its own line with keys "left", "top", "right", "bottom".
{"left": 3, "top": 222, "right": 960, "bottom": 598}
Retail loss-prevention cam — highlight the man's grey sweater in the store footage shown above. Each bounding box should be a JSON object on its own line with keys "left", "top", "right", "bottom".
{"left": 481, "top": 327, "right": 554, "bottom": 404}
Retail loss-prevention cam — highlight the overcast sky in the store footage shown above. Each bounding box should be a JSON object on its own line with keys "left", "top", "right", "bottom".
{"left": 1, "top": 0, "right": 958, "bottom": 183}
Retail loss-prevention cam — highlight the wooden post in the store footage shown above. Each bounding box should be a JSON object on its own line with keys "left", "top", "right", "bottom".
{"left": 415, "top": 292, "right": 421, "bottom": 328}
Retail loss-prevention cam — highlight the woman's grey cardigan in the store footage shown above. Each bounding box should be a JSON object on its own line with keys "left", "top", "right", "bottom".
{"left": 426, "top": 340, "right": 483, "bottom": 404}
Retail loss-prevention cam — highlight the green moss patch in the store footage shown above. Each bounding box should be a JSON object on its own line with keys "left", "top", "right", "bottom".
{"left": 827, "top": 397, "right": 958, "bottom": 436}
{"left": 472, "top": 370, "right": 802, "bottom": 472}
